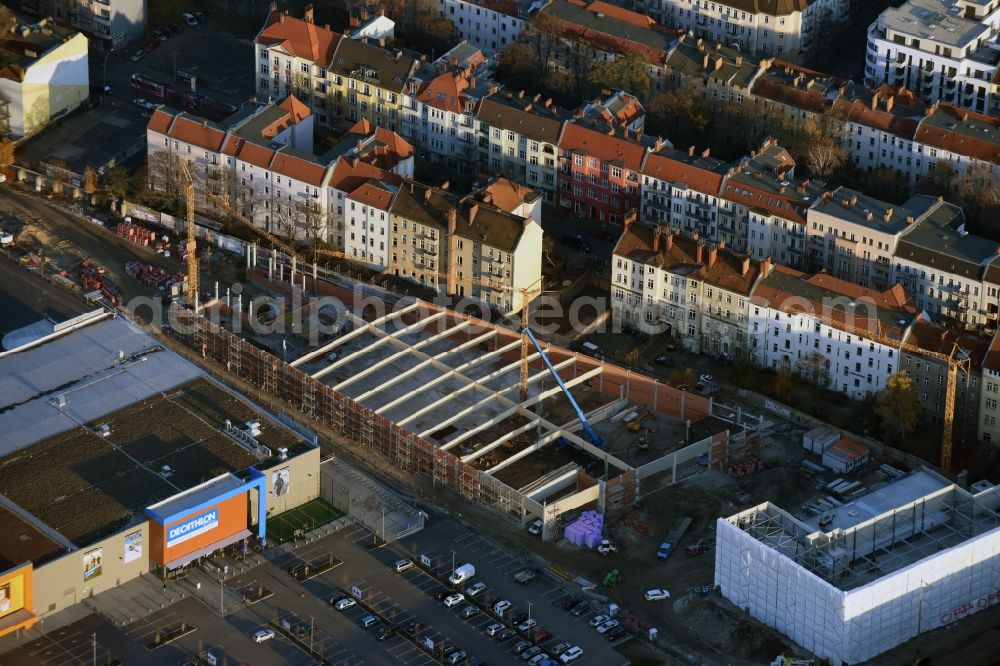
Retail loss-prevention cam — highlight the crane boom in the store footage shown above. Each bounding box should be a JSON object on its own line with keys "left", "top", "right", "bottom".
{"left": 524, "top": 327, "right": 605, "bottom": 448}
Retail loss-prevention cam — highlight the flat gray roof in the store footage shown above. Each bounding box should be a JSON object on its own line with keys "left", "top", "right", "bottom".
{"left": 803, "top": 470, "right": 948, "bottom": 532}
{"left": 879, "top": 0, "right": 991, "bottom": 49}
{"left": 148, "top": 473, "right": 245, "bottom": 520}
{"left": 811, "top": 186, "right": 914, "bottom": 234}
{"left": 0, "top": 317, "right": 204, "bottom": 455}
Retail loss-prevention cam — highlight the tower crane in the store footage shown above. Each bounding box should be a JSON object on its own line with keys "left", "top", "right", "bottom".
{"left": 178, "top": 160, "right": 199, "bottom": 306}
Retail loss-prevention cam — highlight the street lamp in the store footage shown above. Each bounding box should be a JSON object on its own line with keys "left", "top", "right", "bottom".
{"left": 450, "top": 549, "right": 456, "bottom": 578}
{"left": 381, "top": 507, "right": 385, "bottom": 543}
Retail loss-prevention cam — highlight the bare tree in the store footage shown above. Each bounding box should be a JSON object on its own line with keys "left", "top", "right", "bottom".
{"left": 146, "top": 150, "right": 186, "bottom": 202}
{"left": 804, "top": 136, "right": 847, "bottom": 180}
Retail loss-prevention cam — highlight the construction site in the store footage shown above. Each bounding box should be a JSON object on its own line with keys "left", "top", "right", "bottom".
{"left": 171, "top": 270, "right": 766, "bottom": 537}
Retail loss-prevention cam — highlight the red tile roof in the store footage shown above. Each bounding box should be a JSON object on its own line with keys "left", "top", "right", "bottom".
{"left": 349, "top": 180, "right": 395, "bottom": 210}
{"left": 168, "top": 116, "right": 227, "bottom": 152}
{"left": 641, "top": 152, "right": 724, "bottom": 196}
{"left": 223, "top": 137, "right": 276, "bottom": 169}
{"left": 721, "top": 178, "right": 810, "bottom": 223}
{"left": 481, "top": 178, "right": 535, "bottom": 212}
{"left": 905, "top": 319, "right": 990, "bottom": 372}
{"left": 270, "top": 151, "right": 328, "bottom": 186}
{"left": 915, "top": 103, "right": 1000, "bottom": 165}
{"left": 831, "top": 97, "right": 919, "bottom": 139}
{"left": 984, "top": 331, "right": 1000, "bottom": 372}
{"left": 560, "top": 123, "right": 645, "bottom": 170}
{"left": 256, "top": 11, "right": 340, "bottom": 65}
{"left": 417, "top": 71, "right": 473, "bottom": 114}
{"left": 751, "top": 76, "right": 831, "bottom": 114}
{"left": 147, "top": 109, "right": 174, "bottom": 134}
{"left": 329, "top": 158, "right": 401, "bottom": 193}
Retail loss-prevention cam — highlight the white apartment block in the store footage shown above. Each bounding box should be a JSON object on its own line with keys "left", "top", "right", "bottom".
{"left": 628, "top": 0, "right": 848, "bottom": 59}
{"left": 435, "top": 0, "right": 534, "bottom": 56}
{"left": 611, "top": 223, "right": 763, "bottom": 356}
{"left": 345, "top": 181, "right": 397, "bottom": 266}
{"left": 749, "top": 266, "right": 915, "bottom": 400}
{"left": 892, "top": 195, "right": 1000, "bottom": 330}
{"left": 402, "top": 44, "right": 489, "bottom": 171}
{"left": 20, "top": 0, "right": 146, "bottom": 46}
{"left": 865, "top": 0, "right": 1000, "bottom": 116}
{"left": 640, "top": 144, "right": 728, "bottom": 245}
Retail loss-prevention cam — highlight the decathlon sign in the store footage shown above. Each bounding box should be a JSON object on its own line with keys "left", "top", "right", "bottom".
{"left": 167, "top": 509, "right": 219, "bottom": 547}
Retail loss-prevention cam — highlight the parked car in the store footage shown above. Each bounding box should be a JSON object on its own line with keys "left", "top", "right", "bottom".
{"left": 496, "top": 628, "right": 516, "bottom": 642}
{"left": 446, "top": 650, "right": 467, "bottom": 664}
{"left": 534, "top": 629, "right": 553, "bottom": 643}
{"left": 130, "top": 49, "right": 145, "bottom": 62}
{"left": 443, "top": 593, "right": 465, "bottom": 607}
{"left": 520, "top": 646, "right": 542, "bottom": 661}
{"left": 654, "top": 355, "right": 673, "bottom": 368}
{"left": 375, "top": 625, "right": 395, "bottom": 641}
{"left": 518, "top": 618, "right": 537, "bottom": 632}
{"left": 560, "top": 646, "right": 584, "bottom": 663}
{"left": 513, "top": 640, "right": 532, "bottom": 654}
{"left": 182, "top": 12, "right": 198, "bottom": 25}
{"left": 550, "top": 642, "right": 571, "bottom": 655}
{"left": 359, "top": 614, "right": 380, "bottom": 629}
{"left": 528, "top": 654, "right": 549, "bottom": 666}
{"left": 393, "top": 558, "right": 414, "bottom": 572}
{"left": 644, "top": 588, "right": 670, "bottom": 601}
{"left": 605, "top": 625, "right": 626, "bottom": 641}
{"left": 485, "top": 622, "right": 503, "bottom": 637}
{"left": 588, "top": 614, "right": 608, "bottom": 628}
{"left": 569, "top": 602, "right": 590, "bottom": 617}
{"left": 333, "top": 597, "right": 356, "bottom": 610}
{"left": 595, "top": 619, "right": 619, "bottom": 634}
{"left": 527, "top": 518, "right": 543, "bottom": 535}
{"left": 144, "top": 38, "right": 160, "bottom": 52}
{"left": 133, "top": 97, "right": 154, "bottom": 110}
{"left": 153, "top": 29, "right": 168, "bottom": 41}
{"left": 466, "top": 581, "right": 487, "bottom": 597}
{"left": 460, "top": 605, "right": 478, "bottom": 619}
{"left": 493, "top": 599, "right": 512, "bottom": 615}
{"left": 251, "top": 628, "right": 275, "bottom": 643}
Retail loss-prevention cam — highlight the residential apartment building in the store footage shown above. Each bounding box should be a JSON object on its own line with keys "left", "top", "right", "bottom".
{"left": 327, "top": 37, "right": 415, "bottom": 131}
{"left": 901, "top": 320, "right": 986, "bottom": 445}
{"left": 0, "top": 18, "right": 88, "bottom": 139}
{"left": 577, "top": 89, "right": 645, "bottom": 134}
{"left": 475, "top": 90, "right": 567, "bottom": 202}
{"left": 749, "top": 265, "right": 918, "bottom": 399}
{"left": 539, "top": 0, "right": 683, "bottom": 97}
{"left": 387, "top": 177, "right": 542, "bottom": 313}
{"left": 865, "top": 0, "right": 1000, "bottom": 116}
{"left": 981, "top": 334, "right": 1000, "bottom": 443}
{"left": 558, "top": 122, "right": 645, "bottom": 224}
{"left": 254, "top": 7, "right": 341, "bottom": 126}
{"left": 805, "top": 187, "right": 912, "bottom": 291}
{"left": 628, "top": 0, "right": 849, "bottom": 60}
{"left": 436, "top": 0, "right": 534, "bottom": 55}
{"left": 639, "top": 144, "right": 728, "bottom": 244}
{"left": 611, "top": 223, "right": 766, "bottom": 355}
{"left": 401, "top": 43, "right": 492, "bottom": 172}
{"left": 345, "top": 180, "right": 398, "bottom": 266}
{"left": 146, "top": 96, "right": 410, "bottom": 246}
{"left": 892, "top": 194, "right": 1000, "bottom": 331}
{"left": 20, "top": 0, "right": 145, "bottom": 46}
{"left": 722, "top": 141, "right": 822, "bottom": 270}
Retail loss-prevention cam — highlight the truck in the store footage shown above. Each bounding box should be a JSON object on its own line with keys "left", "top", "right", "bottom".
{"left": 512, "top": 568, "right": 537, "bottom": 585}
{"left": 656, "top": 516, "right": 692, "bottom": 560}
{"left": 597, "top": 540, "right": 618, "bottom": 555}
{"left": 448, "top": 563, "right": 475, "bottom": 585}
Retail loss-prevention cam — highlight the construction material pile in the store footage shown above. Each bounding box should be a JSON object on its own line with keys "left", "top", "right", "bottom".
{"left": 116, "top": 221, "right": 157, "bottom": 246}
{"left": 564, "top": 510, "right": 604, "bottom": 548}
{"left": 125, "top": 260, "right": 181, "bottom": 290}
{"left": 74, "top": 260, "right": 121, "bottom": 304}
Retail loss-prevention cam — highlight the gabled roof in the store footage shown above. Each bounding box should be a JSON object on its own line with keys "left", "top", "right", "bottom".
{"left": 390, "top": 180, "right": 457, "bottom": 230}
{"left": 348, "top": 179, "right": 397, "bottom": 210}
{"left": 452, "top": 202, "right": 526, "bottom": 252}
{"left": 223, "top": 137, "right": 276, "bottom": 169}
{"left": 148, "top": 109, "right": 175, "bottom": 134}
{"left": 641, "top": 150, "right": 726, "bottom": 196}
{"left": 329, "top": 38, "right": 416, "bottom": 94}
{"left": 277, "top": 95, "right": 311, "bottom": 123}
{"left": 256, "top": 10, "right": 340, "bottom": 65}
{"left": 751, "top": 265, "right": 917, "bottom": 338}
{"left": 915, "top": 103, "right": 1000, "bottom": 165}
{"left": 167, "top": 115, "right": 228, "bottom": 152}
{"left": 270, "top": 149, "right": 328, "bottom": 186}
{"left": 476, "top": 94, "right": 567, "bottom": 144}
{"left": 560, "top": 123, "right": 646, "bottom": 170}
{"left": 480, "top": 178, "right": 538, "bottom": 212}
{"left": 416, "top": 71, "right": 473, "bottom": 114}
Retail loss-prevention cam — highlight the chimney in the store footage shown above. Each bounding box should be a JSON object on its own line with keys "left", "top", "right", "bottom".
{"left": 303, "top": 4, "right": 314, "bottom": 23}
{"left": 468, "top": 203, "right": 479, "bottom": 223}
{"left": 441, "top": 180, "right": 450, "bottom": 190}
{"left": 447, "top": 208, "right": 457, "bottom": 235}
{"left": 761, "top": 256, "right": 772, "bottom": 276}
{"left": 518, "top": 90, "right": 525, "bottom": 99}
{"left": 696, "top": 241, "right": 705, "bottom": 265}
{"left": 741, "top": 255, "right": 750, "bottom": 276}
{"left": 378, "top": 37, "right": 385, "bottom": 47}
{"left": 884, "top": 207, "right": 894, "bottom": 222}
{"left": 866, "top": 210, "right": 873, "bottom": 222}
{"left": 735, "top": 55, "right": 743, "bottom": 66}
{"left": 885, "top": 95, "right": 895, "bottom": 112}
{"left": 664, "top": 228, "right": 673, "bottom": 251}
{"left": 707, "top": 243, "right": 718, "bottom": 268}
{"left": 279, "top": 12, "right": 285, "bottom": 23}
{"left": 202, "top": 119, "right": 208, "bottom": 127}
{"left": 424, "top": 188, "right": 432, "bottom": 201}
{"left": 356, "top": 139, "right": 363, "bottom": 152}
{"left": 359, "top": 8, "right": 368, "bottom": 20}
{"left": 533, "top": 93, "right": 542, "bottom": 103}
{"left": 688, "top": 145, "right": 695, "bottom": 157}
{"left": 702, "top": 54, "right": 710, "bottom": 69}
{"left": 544, "top": 98, "right": 552, "bottom": 108}
{"left": 850, "top": 194, "right": 858, "bottom": 206}
{"left": 482, "top": 191, "right": 493, "bottom": 205}
{"left": 870, "top": 91, "right": 879, "bottom": 111}
{"left": 701, "top": 148, "right": 710, "bottom": 158}
{"left": 653, "top": 227, "right": 662, "bottom": 253}
{"left": 906, "top": 214, "right": 915, "bottom": 224}
{"left": 409, "top": 181, "right": 415, "bottom": 194}
{"left": 692, "top": 231, "right": 700, "bottom": 242}
{"left": 349, "top": 15, "right": 359, "bottom": 27}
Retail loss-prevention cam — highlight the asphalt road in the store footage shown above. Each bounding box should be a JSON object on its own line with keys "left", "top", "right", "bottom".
{"left": 0, "top": 258, "right": 92, "bottom": 337}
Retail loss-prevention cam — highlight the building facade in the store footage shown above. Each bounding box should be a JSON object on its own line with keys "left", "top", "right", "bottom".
{"left": 20, "top": 0, "right": 145, "bottom": 46}
{"left": 558, "top": 122, "right": 645, "bottom": 224}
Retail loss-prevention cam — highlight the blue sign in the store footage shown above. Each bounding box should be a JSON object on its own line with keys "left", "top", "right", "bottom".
{"left": 167, "top": 509, "right": 219, "bottom": 547}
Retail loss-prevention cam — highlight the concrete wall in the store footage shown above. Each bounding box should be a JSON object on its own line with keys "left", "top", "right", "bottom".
{"left": 33, "top": 522, "right": 149, "bottom": 618}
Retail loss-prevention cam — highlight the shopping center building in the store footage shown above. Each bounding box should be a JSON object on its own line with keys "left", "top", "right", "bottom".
{"left": 0, "top": 311, "right": 320, "bottom": 637}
